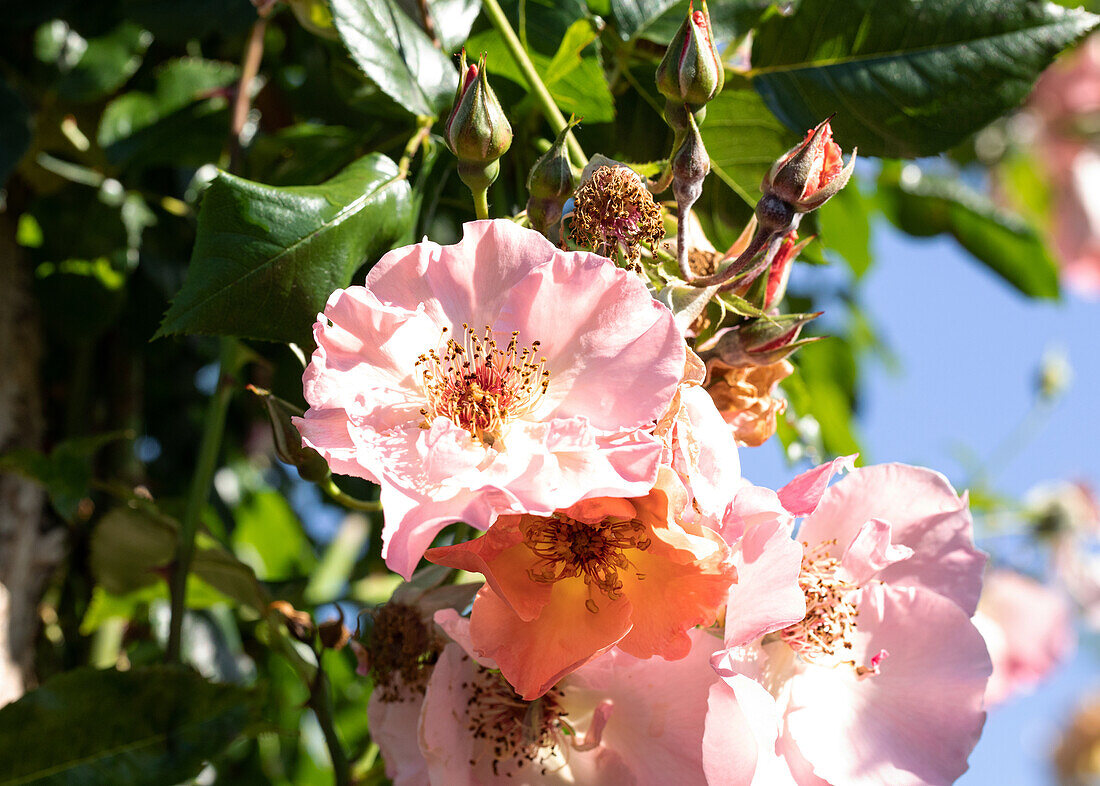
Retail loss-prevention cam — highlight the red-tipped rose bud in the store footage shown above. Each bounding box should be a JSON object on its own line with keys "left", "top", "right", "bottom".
{"left": 656, "top": 1, "right": 724, "bottom": 112}
{"left": 446, "top": 51, "right": 513, "bottom": 192}
{"left": 763, "top": 118, "right": 856, "bottom": 214}
{"left": 710, "top": 312, "right": 823, "bottom": 366}
{"left": 526, "top": 118, "right": 579, "bottom": 243}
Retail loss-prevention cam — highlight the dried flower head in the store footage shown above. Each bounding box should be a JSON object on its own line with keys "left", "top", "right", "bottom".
{"left": 570, "top": 165, "right": 664, "bottom": 264}
{"left": 363, "top": 601, "right": 443, "bottom": 700}
{"left": 705, "top": 358, "right": 793, "bottom": 447}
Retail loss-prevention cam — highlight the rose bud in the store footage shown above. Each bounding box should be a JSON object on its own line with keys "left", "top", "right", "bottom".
{"left": 762, "top": 117, "right": 857, "bottom": 218}
{"left": 526, "top": 118, "right": 579, "bottom": 243}
{"left": 708, "top": 312, "right": 823, "bottom": 367}
{"left": 656, "top": 0, "right": 724, "bottom": 115}
{"left": 446, "top": 51, "right": 513, "bottom": 192}
{"left": 248, "top": 385, "right": 331, "bottom": 484}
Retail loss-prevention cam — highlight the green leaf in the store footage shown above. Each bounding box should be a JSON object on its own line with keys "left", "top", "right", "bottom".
{"left": 700, "top": 84, "right": 799, "bottom": 206}
{"left": 99, "top": 58, "right": 239, "bottom": 168}
{"left": 155, "top": 153, "right": 413, "bottom": 344}
{"left": 419, "top": 0, "right": 481, "bottom": 53}
{"left": 0, "top": 432, "right": 130, "bottom": 521}
{"left": 90, "top": 503, "right": 271, "bottom": 612}
{"left": 0, "top": 666, "right": 253, "bottom": 786}
{"left": 232, "top": 490, "right": 316, "bottom": 581}
{"left": 750, "top": 0, "right": 1099, "bottom": 157}
{"left": 878, "top": 162, "right": 1060, "bottom": 299}
{"left": 80, "top": 580, "right": 234, "bottom": 635}
{"left": 610, "top": 0, "right": 781, "bottom": 44}
{"left": 55, "top": 23, "right": 153, "bottom": 104}
{"left": 784, "top": 338, "right": 864, "bottom": 459}
{"left": 466, "top": 19, "right": 616, "bottom": 123}
{"left": 329, "top": 0, "right": 457, "bottom": 117}
{"left": 816, "top": 179, "right": 872, "bottom": 278}
{"left": 0, "top": 79, "right": 31, "bottom": 187}
{"left": 89, "top": 506, "right": 177, "bottom": 595}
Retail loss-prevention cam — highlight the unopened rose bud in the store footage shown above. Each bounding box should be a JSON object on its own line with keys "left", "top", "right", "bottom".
{"left": 526, "top": 119, "right": 579, "bottom": 243}
{"left": 710, "top": 312, "right": 822, "bottom": 366}
{"left": 248, "top": 385, "right": 331, "bottom": 484}
{"left": 446, "top": 51, "right": 513, "bottom": 192}
{"left": 763, "top": 118, "right": 856, "bottom": 214}
{"left": 656, "top": 0, "right": 724, "bottom": 113}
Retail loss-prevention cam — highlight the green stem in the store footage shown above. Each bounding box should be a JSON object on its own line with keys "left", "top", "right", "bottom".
{"left": 398, "top": 116, "right": 434, "bottom": 178}
{"left": 166, "top": 339, "right": 236, "bottom": 663}
{"left": 472, "top": 187, "right": 490, "bottom": 220}
{"left": 313, "top": 663, "right": 352, "bottom": 786}
{"left": 322, "top": 479, "right": 382, "bottom": 513}
{"left": 480, "top": 0, "right": 587, "bottom": 168}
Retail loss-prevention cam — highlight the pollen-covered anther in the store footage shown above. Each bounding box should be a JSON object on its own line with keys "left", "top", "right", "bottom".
{"left": 464, "top": 660, "right": 568, "bottom": 777}
{"left": 522, "top": 514, "right": 651, "bottom": 608}
{"left": 415, "top": 323, "right": 550, "bottom": 447}
{"left": 778, "top": 540, "right": 860, "bottom": 666}
{"left": 570, "top": 166, "right": 664, "bottom": 263}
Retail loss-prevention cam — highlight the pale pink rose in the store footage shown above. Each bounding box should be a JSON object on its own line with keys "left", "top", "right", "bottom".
{"left": 713, "top": 463, "right": 992, "bottom": 786}
{"left": 424, "top": 468, "right": 735, "bottom": 700}
{"left": 372, "top": 611, "right": 757, "bottom": 786}
{"left": 295, "top": 220, "right": 686, "bottom": 577}
{"left": 974, "top": 570, "right": 1075, "bottom": 705}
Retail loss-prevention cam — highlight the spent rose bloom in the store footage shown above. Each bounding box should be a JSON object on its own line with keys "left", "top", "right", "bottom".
{"left": 713, "top": 462, "right": 992, "bottom": 786}
{"left": 371, "top": 610, "right": 769, "bottom": 786}
{"left": 424, "top": 468, "right": 735, "bottom": 699}
{"left": 704, "top": 358, "right": 793, "bottom": 447}
{"left": 295, "top": 220, "right": 685, "bottom": 578}
{"left": 974, "top": 569, "right": 1075, "bottom": 705}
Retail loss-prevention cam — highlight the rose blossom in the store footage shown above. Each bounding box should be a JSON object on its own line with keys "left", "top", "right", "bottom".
{"left": 369, "top": 610, "right": 768, "bottom": 786}
{"left": 424, "top": 468, "right": 735, "bottom": 700}
{"left": 974, "top": 569, "right": 1075, "bottom": 704}
{"left": 295, "top": 220, "right": 685, "bottom": 577}
{"left": 712, "top": 462, "right": 992, "bottom": 786}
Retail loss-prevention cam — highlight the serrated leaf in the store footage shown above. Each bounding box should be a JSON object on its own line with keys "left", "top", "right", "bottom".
{"left": 750, "top": 0, "right": 1099, "bottom": 157}
{"left": 329, "top": 0, "right": 457, "bottom": 117}
{"left": 879, "top": 162, "right": 1060, "bottom": 299}
{"left": 610, "top": 0, "right": 782, "bottom": 44}
{"left": 0, "top": 666, "right": 253, "bottom": 786}
{"left": 155, "top": 153, "right": 413, "bottom": 344}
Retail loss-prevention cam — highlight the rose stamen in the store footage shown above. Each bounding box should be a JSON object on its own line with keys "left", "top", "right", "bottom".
{"left": 416, "top": 323, "right": 549, "bottom": 447}
{"left": 778, "top": 540, "right": 859, "bottom": 666}
{"left": 521, "top": 514, "right": 651, "bottom": 609}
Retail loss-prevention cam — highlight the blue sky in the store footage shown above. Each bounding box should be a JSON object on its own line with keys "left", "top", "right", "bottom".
{"left": 742, "top": 220, "right": 1100, "bottom": 785}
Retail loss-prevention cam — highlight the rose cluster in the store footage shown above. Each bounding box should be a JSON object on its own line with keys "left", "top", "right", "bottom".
{"left": 294, "top": 218, "right": 994, "bottom": 785}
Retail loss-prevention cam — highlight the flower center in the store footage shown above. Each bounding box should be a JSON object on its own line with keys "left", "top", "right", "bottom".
{"left": 364, "top": 602, "right": 441, "bottom": 701}
{"left": 570, "top": 165, "right": 665, "bottom": 264}
{"left": 522, "top": 513, "right": 651, "bottom": 611}
{"left": 464, "top": 660, "right": 568, "bottom": 777}
{"left": 778, "top": 541, "right": 859, "bottom": 666}
{"left": 415, "top": 323, "right": 549, "bottom": 447}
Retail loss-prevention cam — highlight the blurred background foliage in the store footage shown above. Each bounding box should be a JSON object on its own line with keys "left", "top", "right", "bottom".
{"left": 0, "top": 0, "right": 1096, "bottom": 782}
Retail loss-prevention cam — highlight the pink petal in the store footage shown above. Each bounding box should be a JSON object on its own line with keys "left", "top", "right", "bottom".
{"left": 366, "top": 676, "right": 429, "bottom": 786}
{"left": 723, "top": 518, "right": 806, "bottom": 648}
{"left": 797, "top": 464, "right": 986, "bottom": 615}
{"left": 784, "top": 584, "right": 991, "bottom": 786}
{"left": 839, "top": 518, "right": 915, "bottom": 586}
{"left": 777, "top": 455, "right": 857, "bottom": 516}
